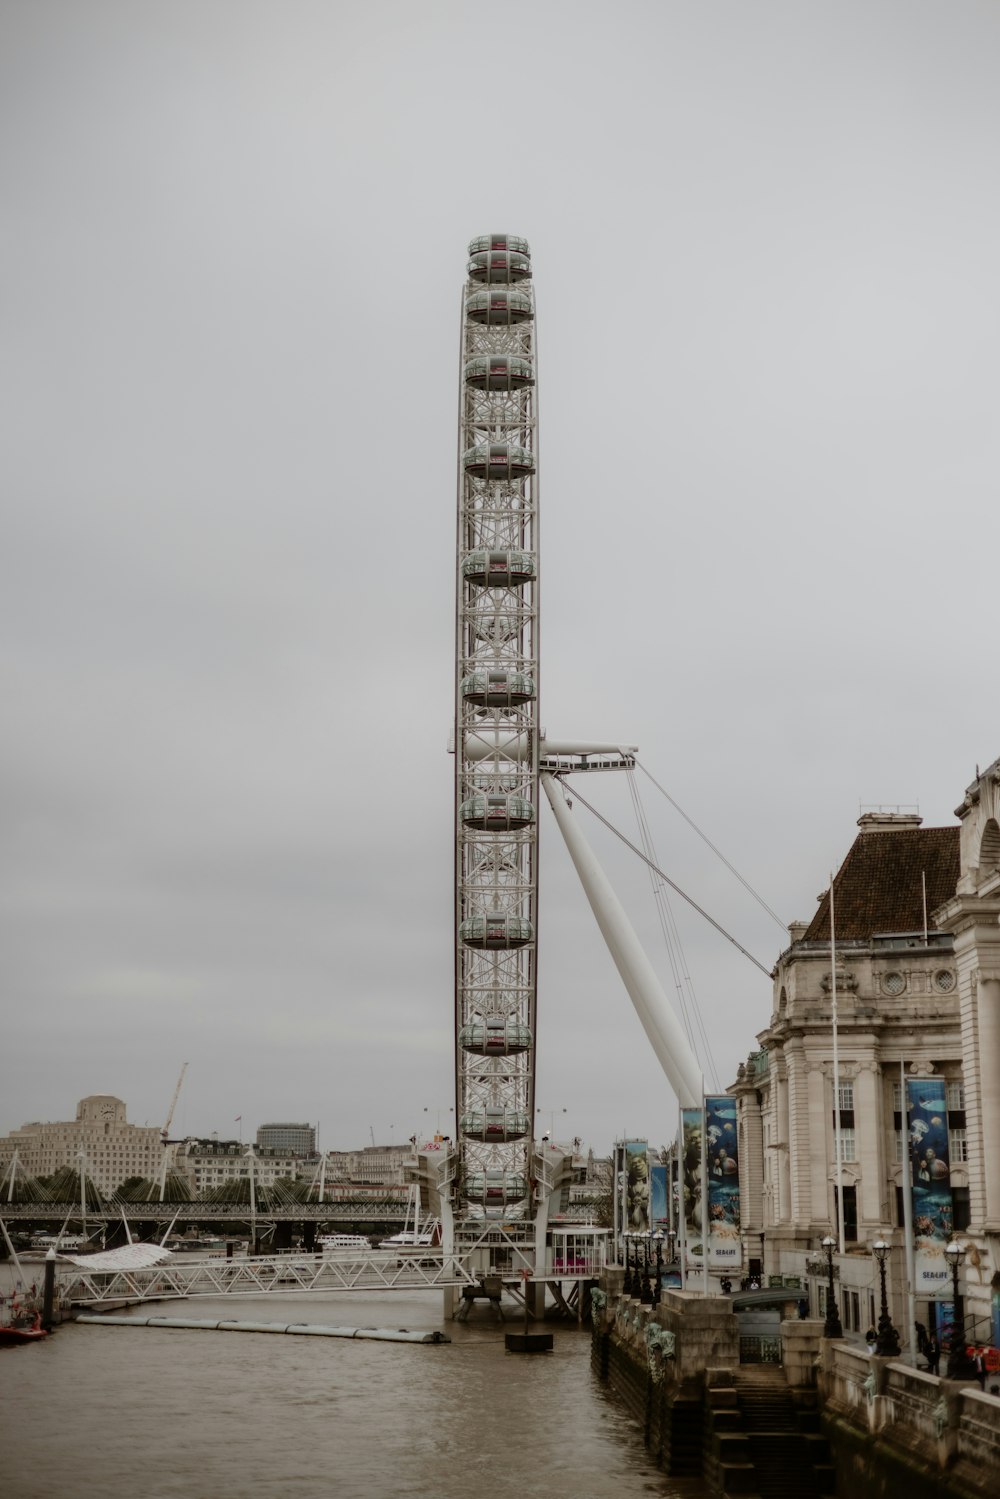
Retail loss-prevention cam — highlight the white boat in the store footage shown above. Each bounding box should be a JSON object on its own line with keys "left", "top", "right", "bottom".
{"left": 378, "top": 1228, "right": 439, "bottom": 1251}
{"left": 377, "top": 1184, "right": 442, "bottom": 1260}
{"left": 317, "top": 1233, "right": 371, "bottom": 1255}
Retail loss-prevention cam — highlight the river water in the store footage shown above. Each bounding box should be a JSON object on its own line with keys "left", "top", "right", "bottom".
{"left": 1, "top": 1277, "right": 708, "bottom": 1499}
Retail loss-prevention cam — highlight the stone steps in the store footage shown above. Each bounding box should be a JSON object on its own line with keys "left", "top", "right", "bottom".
{"left": 715, "top": 1372, "right": 833, "bottom": 1498}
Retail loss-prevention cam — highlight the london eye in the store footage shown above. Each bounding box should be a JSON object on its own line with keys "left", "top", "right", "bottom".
{"left": 454, "top": 234, "right": 539, "bottom": 1227}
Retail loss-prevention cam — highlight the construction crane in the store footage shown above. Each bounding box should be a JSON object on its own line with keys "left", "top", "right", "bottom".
{"left": 157, "top": 1063, "right": 189, "bottom": 1204}
{"left": 161, "top": 1062, "right": 189, "bottom": 1141}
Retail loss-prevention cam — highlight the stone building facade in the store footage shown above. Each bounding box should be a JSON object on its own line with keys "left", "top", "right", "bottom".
{"left": 173, "top": 1139, "right": 304, "bottom": 1194}
{"left": 0, "top": 1094, "right": 164, "bottom": 1195}
{"left": 730, "top": 763, "right": 1000, "bottom": 1352}
{"left": 935, "top": 756, "right": 1000, "bottom": 1347}
{"left": 324, "top": 1144, "right": 410, "bottom": 1185}
{"left": 732, "top": 811, "right": 968, "bottom": 1342}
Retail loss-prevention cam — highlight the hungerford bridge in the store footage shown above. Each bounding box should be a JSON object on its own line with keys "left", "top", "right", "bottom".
{"left": 0, "top": 1194, "right": 420, "bottom": 1231}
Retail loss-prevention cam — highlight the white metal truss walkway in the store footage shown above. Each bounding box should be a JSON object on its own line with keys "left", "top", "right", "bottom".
{"left": 60, "top": 1246, "right": 604, "bottom": 1309}
{"left": 60, "top": 1250, "right": 481, "bottom": 1306}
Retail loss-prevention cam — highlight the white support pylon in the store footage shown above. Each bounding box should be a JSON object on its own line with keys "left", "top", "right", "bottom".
{"left": 540, "top": 772, "right": 703, "bottom": 1110}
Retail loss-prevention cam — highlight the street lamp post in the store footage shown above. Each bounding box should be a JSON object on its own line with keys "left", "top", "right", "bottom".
{"left": 640, "top": 1233, "right": 654, "bottom": 1305}
{"left": 821, "top": 1235, "right": 843, "bottom": 1339}
{"left": 871, "top": 1240, "right": 900, "bottom": 1358}
{"left": 536, "top": 1106, "right": 567, "bottom": 1140}
{"left": 623, "top": 1234, "right": 635, "bottom": 1296}
{"left": 944, "top": 1241, "right": 975, "bottom": 1379}
{"left": 653, "top": 1230, "right": 664, "bottom": 1302}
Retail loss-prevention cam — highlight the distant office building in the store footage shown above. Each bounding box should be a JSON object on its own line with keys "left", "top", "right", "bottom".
{"left": 324, "top": 1144, "right": 410, "bottom": 1186}
{"left": 0, "top": 1095, "right": 164, "bottom": 1195}
{"left": 256, "top": 1122, "right": 315, "bottom": 1155}
{"left": 175, "top": 1139, "right": 304, "bottom": 1194}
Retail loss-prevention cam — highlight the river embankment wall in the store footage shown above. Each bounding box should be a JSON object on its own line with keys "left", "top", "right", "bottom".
{"left": 818, "top": 1341, "right": 1000, "bottom": 1499}
{"left": 591, "top": 1274, "right": 1000, "bottom": 1498}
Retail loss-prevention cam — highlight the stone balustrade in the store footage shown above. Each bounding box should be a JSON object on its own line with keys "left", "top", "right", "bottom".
{"left": 819, "top": 1339, "right": 1000, "bottom": 1496}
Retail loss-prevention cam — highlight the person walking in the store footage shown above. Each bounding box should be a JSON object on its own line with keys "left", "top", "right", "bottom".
{"left": 973, "top": 1347, "right": 987, "bottom": 1390}
{"left": 926, "top": 1334, "right": 940, "bottom": 1375}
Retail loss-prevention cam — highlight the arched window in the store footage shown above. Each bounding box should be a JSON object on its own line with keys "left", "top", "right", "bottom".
{"left": 979, "top": 817, "right": 1000, "bottom": 878}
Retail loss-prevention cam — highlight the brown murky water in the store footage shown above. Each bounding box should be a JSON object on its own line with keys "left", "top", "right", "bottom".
{"left": 0, "top": 1281, "right": 708, "bottom": 1499}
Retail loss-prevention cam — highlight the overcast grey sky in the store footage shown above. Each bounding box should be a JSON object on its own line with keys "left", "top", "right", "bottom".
{"left": 3, "top": 1, "right": 998, "bottom": 1156}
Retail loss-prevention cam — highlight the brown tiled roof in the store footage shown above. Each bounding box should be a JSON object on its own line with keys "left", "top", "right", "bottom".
{"left": 803, "top": 826, "right": 960, "bottom": 942}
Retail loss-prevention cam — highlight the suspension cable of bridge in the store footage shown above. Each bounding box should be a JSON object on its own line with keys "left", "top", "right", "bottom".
{"left": 454, "top": 234, "right": 538, "bottom": 1225}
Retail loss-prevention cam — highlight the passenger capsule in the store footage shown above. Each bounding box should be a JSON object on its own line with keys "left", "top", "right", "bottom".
{"left": 467, "top": 233, "right": 531, "bottom": 257}
{"left": 459, "top": 1019, "right": 532, "bottom": 1055}
{"left": 462, "top": 443, "right": 535, "bottom": 481}
{"left": 464, "top": 356, "right": 535, "bottom": 392}
{"left": 467, "top": 249, "right": 532, "bottom": 284}
{"left": 465, "top": 288, "right": 534, "bottom": 326}
{"left": 460, "top": 912, "right": 533, "bottom": 948}
{"left": 459, "top": 794, "right": 535, "bottom": 832}
{"left": 462, "top": 550, "right": 536, "bottom": 588}
{"left": 464, "top": 1171, "right": 529, "bottom": 1206}
{"left": 460, "top": 671, "right": 534, "bottom": 708}
{"left": 460, "top": 1109, "right": 530, "bottom": 1143}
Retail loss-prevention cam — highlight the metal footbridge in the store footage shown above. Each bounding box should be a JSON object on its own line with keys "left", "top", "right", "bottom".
{"left": 59, "top": 1246, "right": 603, "bottom": 1311}
{"left": 0, "top": 1199, "right": 413, "bottom": 1228}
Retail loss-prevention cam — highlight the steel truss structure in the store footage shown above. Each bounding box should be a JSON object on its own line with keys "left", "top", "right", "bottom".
{"left": 58, "top": 1246, "right": 605, "bottom": 1307}
{"left": 59, "top": 1250, "right": 481, "bottom": 1305}
{"left": 454, "top": 235, "right": 539, "bottom": 1223}
{"left": 0, "top": 1200, "right": 412, "bottom": 1226}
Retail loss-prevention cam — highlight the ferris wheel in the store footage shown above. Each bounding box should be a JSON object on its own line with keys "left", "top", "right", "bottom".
{"left": 449, "top": 236, "right": 703, "bottom": 1259}
{"left": 454, "top": 233, "right": 539, "bottom": 1224}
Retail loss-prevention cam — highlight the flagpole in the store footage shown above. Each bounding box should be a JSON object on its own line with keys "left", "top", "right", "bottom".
{"left": 700, "top": 1082, "right": 709, "bottom": 1297}
{"left": 901, "top": 1058, "right": 917, "bottom": 1364}
{"left": 678, "top": 1105, "right": 687, "bottom": 1291}
{"left": 830, "top": 875, "right": 845, "bottom": 1256}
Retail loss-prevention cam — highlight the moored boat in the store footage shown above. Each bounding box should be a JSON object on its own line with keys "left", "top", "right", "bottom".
{"left": 0, "top": 1308, "right": 47, "bottom": 1345}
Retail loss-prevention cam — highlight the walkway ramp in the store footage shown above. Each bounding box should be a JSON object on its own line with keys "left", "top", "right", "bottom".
{"left": 61, "top": 1249, "right": 479, "bottom": 1306}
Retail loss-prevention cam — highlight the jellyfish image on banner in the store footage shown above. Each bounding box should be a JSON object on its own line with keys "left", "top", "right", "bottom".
{"left": 906, "top": 1078, "right": 952, "bottom": 1296}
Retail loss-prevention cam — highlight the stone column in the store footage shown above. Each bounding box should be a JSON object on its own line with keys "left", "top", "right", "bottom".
{"left": 776, "top": 1067, "right": 791, "bottom": 1223}
{"left": 856, "top": 1061, "right": 882, "bottom": 1231}
{"left": 977, "top": 972, "right": 1000, "bottom": 1230}
{"left": 788, "top": 1043, "right": 817, "bottom": 1227}
{"left": 808, "top": 1065, "right": 829, "bottom": 1222}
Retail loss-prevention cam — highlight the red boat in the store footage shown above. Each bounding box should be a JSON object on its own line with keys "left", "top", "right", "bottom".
{"left": 0, "top": 1309, "right": 48, "bottom": 1344}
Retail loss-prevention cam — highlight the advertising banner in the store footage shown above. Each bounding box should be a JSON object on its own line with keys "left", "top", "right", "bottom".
{"left": 681, "top": 1107, "right": 704, "bottom": 1267}
{"left": 705, "top": 1096, "right": 742, "bottom": 1271}
{"left": 906, "top": 1078, "right": 953, "bottom": 1297}
{"left": 650, "top": 1164, "right": 668, "bottom": 1231}
{"left": 613, "top": 1142, "right": 626, "bottom": 1246}
{"left": 624, "top": 1140, "right": 650, "bottom": 1232}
